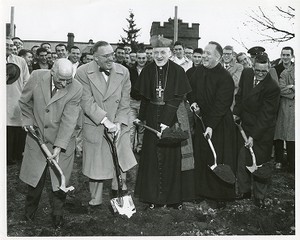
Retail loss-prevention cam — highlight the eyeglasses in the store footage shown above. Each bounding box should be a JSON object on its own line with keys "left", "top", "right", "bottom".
{"left": 99, "top": 52, "right": 114, "bottom": 58}
{"left": 254, "top": 69, "right": 268, "bottom": 74}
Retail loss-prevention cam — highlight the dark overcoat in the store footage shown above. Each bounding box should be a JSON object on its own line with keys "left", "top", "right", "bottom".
{"left": 233, "top": 68, "right": 280, "bottom": 165}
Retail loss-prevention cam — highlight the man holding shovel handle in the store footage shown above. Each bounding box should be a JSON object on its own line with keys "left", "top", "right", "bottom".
{"left": 19, "top": 59, "right": 83, "bottom": 228}
{"left": 233, "top": 52, "right": 280, "bottom": 208}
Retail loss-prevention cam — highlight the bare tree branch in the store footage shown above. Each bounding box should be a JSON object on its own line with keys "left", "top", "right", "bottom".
{"left": 245, "top": 6, "right": 295, "bottom": 43}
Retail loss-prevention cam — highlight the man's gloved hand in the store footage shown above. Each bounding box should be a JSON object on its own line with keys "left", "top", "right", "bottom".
{"left": 103, "top": 118, "right": 117, "bottom": 133}
{"left": 23, "top": 125, "right": 34, "bottom": 132}
{"left": 133, "top": 118, "right": 142, "bottom": 125}
{"left": 245, "top": 136, "right": 254, "bottom": 148}
{"left": 158, "top": 123, "right": 169, "bottom": 138}
{"left": 233, "top": 114, "right": 240, "bottom": 123}
{"left": 204, "top": 127, "right": 213, "bottom": 139}
{"left": 48, "top": 147, "right": 61, "bottom": 163}
{"left": 190, "top": 102, "right": 200, "bottom": 114}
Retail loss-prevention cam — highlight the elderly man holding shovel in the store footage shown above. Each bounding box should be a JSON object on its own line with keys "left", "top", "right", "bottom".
{"left": 233, "top": 53, "right": 280, "bottom": 208}
{"left": 133, "top": 35, "right": 194, "bottom": 210}
{"left": 19, "top": 58, "right": 83, "bottom": 228}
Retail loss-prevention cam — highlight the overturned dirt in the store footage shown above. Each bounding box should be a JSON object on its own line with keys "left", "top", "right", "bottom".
{"left": 6, "top": 155, "right": 295, "bottom": 237}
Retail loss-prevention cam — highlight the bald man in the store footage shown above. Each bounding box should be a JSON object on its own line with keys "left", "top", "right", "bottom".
{"left": 19, "top": 58, "right": 83, "bottom": 228}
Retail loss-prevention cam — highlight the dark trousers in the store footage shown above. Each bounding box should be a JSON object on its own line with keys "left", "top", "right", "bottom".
{"left": 25, "top": 166, "right": 66, "bottom": 219}
{"left": 7, "top": 126, "right": 26, "bottom": 164}
{"left": 237, "top": 148, "right": 270, "bottom": 200}
{"left": 274, "top": 139, "right": 295, "bottom": 170}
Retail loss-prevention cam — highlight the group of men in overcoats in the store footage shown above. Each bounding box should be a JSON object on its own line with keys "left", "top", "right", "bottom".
{"left": 16, "top": 35, "right": 285, "bottom": 228}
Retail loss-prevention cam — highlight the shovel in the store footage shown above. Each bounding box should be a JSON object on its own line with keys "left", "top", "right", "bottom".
{"left": 133, "top": 121, "right": 162, "bottom": 138}
{"left": 191, "top": 107, "right": 235, "bottom": 184}
{"left": 133, "top": 121, "right": 188, "bottom": 145}
{"left": 235, "top": 120, "right": 262, "bottom": 173}
{"left": 26, "top": 126, "right": 74, "bottom": 193}
{"left": 104, "top": 128, "right": 136, "bottom": 218}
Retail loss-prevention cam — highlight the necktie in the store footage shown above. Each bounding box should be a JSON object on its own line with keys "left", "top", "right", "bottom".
{"left": 225, "top": 64, "right": 229, "bottom": 69}
{"left": 253, "top": 79, "right": 259, "bottom": 87}
{"left": 99, "top": 68, "right": 110, "bottom": 76}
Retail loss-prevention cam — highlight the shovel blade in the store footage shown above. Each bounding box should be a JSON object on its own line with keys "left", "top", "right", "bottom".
{"left": 246, "top": 165, "right": 257, "bottom": 173}
{"left": 59, "top": 185, "right": 75, "bottom": 193}
{"left": 110, "top": 195, "right": 136, "bottom": 218}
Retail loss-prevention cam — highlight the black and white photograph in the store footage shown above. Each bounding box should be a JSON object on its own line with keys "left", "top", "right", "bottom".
{"left": 2, "top": 0, "right": 298, "bottom": 239}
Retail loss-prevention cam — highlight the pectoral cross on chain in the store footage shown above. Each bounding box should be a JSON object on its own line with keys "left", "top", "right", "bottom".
{"left": 156, "top": 83, "right": 164, "bottom": 98}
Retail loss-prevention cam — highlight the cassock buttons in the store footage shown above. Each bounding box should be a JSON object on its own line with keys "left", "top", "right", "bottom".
{"left": 45, "top": 109, "right": 49, "bottom": 113}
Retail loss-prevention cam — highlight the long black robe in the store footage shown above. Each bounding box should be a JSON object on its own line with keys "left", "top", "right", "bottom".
{"left": 188, "top": 63, "right": 237, "bottom": 200}
{"left": 134, "top": 60, "right": 192, "bottom": 205}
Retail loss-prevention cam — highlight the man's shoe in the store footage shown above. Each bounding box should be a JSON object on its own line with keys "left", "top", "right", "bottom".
{"left": 235, "top": 192, "right": 251, "bottom": 200}
{"left": 167, "top": 203, "right": 183, "bottom": 210}
{"left": 88, "top": 199, "right": 102, "bottom": 207}
{"left": 145, "top": 203, "right": 165, "bottom": 210}
{"left": 254, "top": 198, "right": 265, "bottom": 208}
{"left": 52, "top": 215, "right": 64, "bottom": 229}
{"left": 216, "top": 201, "right": 226, "bottom": 209}
{"left": 275, "top": 163, "right": 282, "bottom": 169}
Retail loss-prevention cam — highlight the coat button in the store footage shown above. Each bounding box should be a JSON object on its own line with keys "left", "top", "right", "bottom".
{"left": 45, "top": 109, "right": 49, "bottom": 113}
{"left": 116, "top": 100, "right": 120, "bottom": 103}
{"left": 44, "top": 125, "right": 48, "bottom": 129}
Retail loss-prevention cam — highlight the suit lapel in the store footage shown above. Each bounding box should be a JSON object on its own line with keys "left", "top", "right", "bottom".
{"left": 88, "top": 62, "right": 107, "bottom": 96}
{"left": 245, "top": 71, "right": 266, "bottom": 99}
{"left": 47, "top": 87, "right": 68, "bottom": 106}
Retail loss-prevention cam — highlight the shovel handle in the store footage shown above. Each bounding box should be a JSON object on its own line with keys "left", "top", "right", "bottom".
{"left": 134, "top": 121, "right": 162, "bottom": 138}
{"left": 191, "top": 107, "right": 206, "bottom": 133}
{"left": 236, "top": 124, "right": 248, "bottom": 142}
{"left": 28, "top": 127, "right": 73, "bottom": 193}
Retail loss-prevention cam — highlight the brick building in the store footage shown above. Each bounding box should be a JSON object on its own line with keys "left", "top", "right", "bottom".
{"left": 150, "top": 18, "right": 200, "bottom": 49}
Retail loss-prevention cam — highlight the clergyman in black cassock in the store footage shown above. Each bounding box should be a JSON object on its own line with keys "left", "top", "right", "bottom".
{"left": 188, "top": 41, "right": 237, "bottom": 205}
{"left": 134, "top": 36, "right": 193, "bottom": 208}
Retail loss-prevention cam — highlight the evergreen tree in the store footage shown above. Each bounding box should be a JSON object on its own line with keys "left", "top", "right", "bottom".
{"left": 120, "top": 10, "right": 141, "bottom": 51}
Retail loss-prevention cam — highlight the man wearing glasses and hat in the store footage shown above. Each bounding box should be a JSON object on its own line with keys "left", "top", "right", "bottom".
{"left": 134, "top": 35, "right": 194, "bottom": 210}
{"left": 233, "top": 53, "right": 280, "bottom": 208}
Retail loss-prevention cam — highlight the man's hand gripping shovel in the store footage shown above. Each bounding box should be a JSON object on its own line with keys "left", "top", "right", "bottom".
{"left": 191, "top": 105, "right": 235, "bottom": 184}
{"left": 235, "top": 120, "right": 262, "bottom": 173}
{"left": 104, "top": 128, "right": 136, "bottom": 218}
{"left": 26, "top": 126, "right": 74, "bottom": 193}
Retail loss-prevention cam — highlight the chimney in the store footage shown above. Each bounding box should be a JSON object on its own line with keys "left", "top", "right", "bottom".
{"left": 67, "top": 32, "right": 75, "bottom": 51}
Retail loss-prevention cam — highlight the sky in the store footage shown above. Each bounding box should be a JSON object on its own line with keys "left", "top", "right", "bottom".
{"left": 2, "top": 0, "right": 298, "bottom": 61}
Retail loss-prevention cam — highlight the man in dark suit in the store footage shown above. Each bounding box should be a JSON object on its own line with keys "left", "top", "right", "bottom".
{"left": 233, "top": 53, "right": 280, "bottom": 208}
